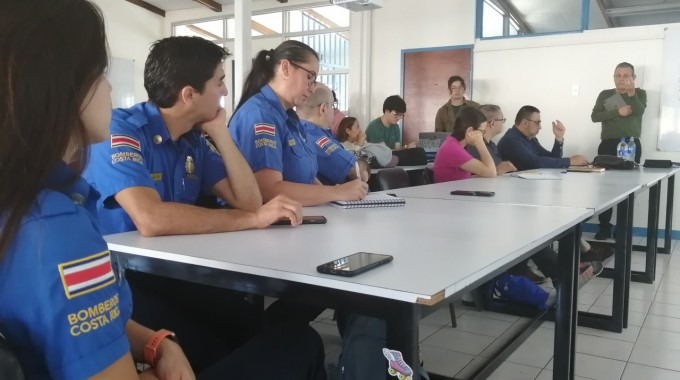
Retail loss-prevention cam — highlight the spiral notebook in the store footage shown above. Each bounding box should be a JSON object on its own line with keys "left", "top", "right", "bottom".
{"left": 332, "top": 193, "right": 406, "bottom": 209}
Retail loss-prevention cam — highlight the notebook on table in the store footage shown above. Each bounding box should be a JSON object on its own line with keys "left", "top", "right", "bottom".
{"left": 511, "top": 172, "right": 563, "bottom": 180}
{"left": 332, "top": 193, "right": 406, "bottom": 209}
{"left": 567, "top": 166, "right": 605, "bottom": 173}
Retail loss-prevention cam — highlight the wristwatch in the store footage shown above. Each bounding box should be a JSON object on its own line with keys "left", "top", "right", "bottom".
{"left": 143, "top": 329, "right": 177, "bottom": 367}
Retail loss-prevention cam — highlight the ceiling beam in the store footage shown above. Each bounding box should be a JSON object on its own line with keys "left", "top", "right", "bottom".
{"left": 594, "top": 0, "right": 614, "bottom": 28}
{"left": 606, "top": 3, "right": 680, "bottom": 17}
{"left": 193, "top": 0, "right": 222, "bottom": 13}
{"left": 250, "top": 20, "right": 277, "bottom": 36}
{"left": 125, "top": 0, "right": 165, "bottom": 17}
{"left": 186, "top": 25, "right": 222, "bottom": 40}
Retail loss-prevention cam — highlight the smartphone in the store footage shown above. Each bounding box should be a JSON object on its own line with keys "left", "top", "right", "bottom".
{"left": 450, "top": 190, "right": 495, "bottom": 197}
{"left": 316, "top": 252, "right": 394, "bottom": 277}
{"left": 272, "top": 215, "right": 327, "bottom": 226}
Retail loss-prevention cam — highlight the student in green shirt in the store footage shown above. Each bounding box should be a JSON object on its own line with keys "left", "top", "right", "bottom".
{"left": 365, "top": 95, "right": 410, "bottom": 150}
{"left": 591, "top": 62, "right": 647, "bottom": 240}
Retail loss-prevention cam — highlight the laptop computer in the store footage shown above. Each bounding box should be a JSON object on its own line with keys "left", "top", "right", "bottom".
{"left": 417, "top": 132, "right": 449, "bottom": 154}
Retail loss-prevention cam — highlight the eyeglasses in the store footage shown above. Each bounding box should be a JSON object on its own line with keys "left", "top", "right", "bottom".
{"left": 525, "top": 119, "right": 542, "bottom": 125}
{"left": 493, "top": 118, "right": 507, "bottom": 123}
{"left": 290, "top": 62, "right": 317, "bottom": 87}
{"left": 390, "top": 111, "right": 405, "bottom": 118}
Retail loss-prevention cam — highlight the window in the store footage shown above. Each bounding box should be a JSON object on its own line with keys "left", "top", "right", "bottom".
{"left": 482, "top": 1, "right": 504, "bottom": 38}
{"left": 172, "top": 5, "right": 351, "bottom": 112}
{"left": 286, "top": 7, "right": 350, "bottom": 111}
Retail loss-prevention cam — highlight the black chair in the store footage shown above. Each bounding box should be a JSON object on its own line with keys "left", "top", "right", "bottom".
{"left": 376, "top": 168, "right": 411, "bottom": 191}
{"left": 423, "top": 166, "right": 434, "bottom": 185}
{"left": 0, "top": 337, "right": 24, "bottom": 380}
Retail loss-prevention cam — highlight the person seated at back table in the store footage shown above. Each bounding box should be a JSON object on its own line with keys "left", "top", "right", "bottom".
{"left": 296, "top": 83, "right": 369, "bottom": 185}
{"left": 336, "top": 117, "right": 399, "bottom": 169}
{"left": 465, "top": 104, "right": 517, "bottom": 175}
{"left": 365, "top": 95, "right": 416, "bottom": 150}
{"left": 498, "top": 105, "right": 588, "bottom": 171}
{"left": 432, "top": 107, "right": 497, "bottom": 182}
{"left": 497, "top": 105, "right": 612, "bottom": 264}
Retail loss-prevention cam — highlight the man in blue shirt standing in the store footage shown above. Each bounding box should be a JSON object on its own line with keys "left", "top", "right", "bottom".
{"left": 297, "top": 83, "right": 369, "bottom": 185}
{"left": 83, "top": 36, "right": 326, "bottom": 378}
{"left": 498, "top": 105, "right": 588, "bottom": 171}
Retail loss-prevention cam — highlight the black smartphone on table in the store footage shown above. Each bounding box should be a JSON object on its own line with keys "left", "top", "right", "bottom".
{"left": 272, "top": 215, "right": 327, "bottom": 226}
{"left": 316, "top": 252, "right": 394, "bottom": 277}
{"left": 450, "top": 190, "right": 495, "bottom": 197}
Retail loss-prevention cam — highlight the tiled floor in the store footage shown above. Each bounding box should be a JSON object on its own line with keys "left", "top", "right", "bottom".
{"left": 311, "top": 235, "right": 680, "bottom": 379}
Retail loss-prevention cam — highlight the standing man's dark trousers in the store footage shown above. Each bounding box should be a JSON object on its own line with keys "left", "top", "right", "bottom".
{"left": 595, "top": 137, "right": 642, "bottom": 239}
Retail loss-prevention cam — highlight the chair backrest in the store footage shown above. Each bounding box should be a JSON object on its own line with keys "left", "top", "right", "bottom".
{"left": 0, "top": 337, "right": 24, "bottom": 380}
{"left": 423, "top": 167, "right": 434, "bottom": 185}
{"left": 376, "top": 168, "right": 411, "bottom": 190}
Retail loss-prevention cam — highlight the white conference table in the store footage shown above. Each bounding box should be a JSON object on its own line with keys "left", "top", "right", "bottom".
{"left": 393, "top": 169, "right": 647, "bottom": 334}
{"left": 105, "top": 198, "right": 591, "bottom": 380}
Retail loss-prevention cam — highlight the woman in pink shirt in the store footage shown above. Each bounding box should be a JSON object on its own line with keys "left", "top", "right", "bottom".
{"left": 433, "top": 107, "right": 497, "bottom": 183}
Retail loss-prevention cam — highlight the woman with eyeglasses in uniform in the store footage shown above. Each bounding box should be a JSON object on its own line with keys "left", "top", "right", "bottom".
{"left": 229, "top": 41, "right": 368, "bottom": 206}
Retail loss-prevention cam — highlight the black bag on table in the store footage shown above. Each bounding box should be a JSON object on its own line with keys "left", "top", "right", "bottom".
{"left": 592, "top": 155, "right": 638, "bottom": 170}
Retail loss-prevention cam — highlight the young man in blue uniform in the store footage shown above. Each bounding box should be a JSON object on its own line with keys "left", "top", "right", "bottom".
{"left": 297, "top": 83, "right": 369, "bottom": 185}
{"left": 83, "top": 36, "right": 326, "bottom": 376}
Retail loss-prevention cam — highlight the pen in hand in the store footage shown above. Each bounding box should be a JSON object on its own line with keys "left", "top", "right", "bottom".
{"left": 355, "top": 161, "right": 361, "bottom": 180}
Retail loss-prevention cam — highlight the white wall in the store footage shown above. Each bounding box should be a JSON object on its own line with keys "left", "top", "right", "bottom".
{"left": 474, "top": 25, "right": 680, "bottom": 229}
{"left": 368, "top": 0, "right": 476, "bottom": 119}
{"left": 92, "top": 0, "right": 164, "bottom": 102}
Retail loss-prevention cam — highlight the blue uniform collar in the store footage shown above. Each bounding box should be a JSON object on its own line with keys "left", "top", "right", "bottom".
{"left": 141, "top": 103, "right": 172, "bottom": 144}
{"left": 260, "top": 85, "right": 292, "bottom": 122}
{"left": 45, "top": 162, "right": 100, "bottom": 212}
{"left": 301, "top": 120, "right": 332, "bottom": 138}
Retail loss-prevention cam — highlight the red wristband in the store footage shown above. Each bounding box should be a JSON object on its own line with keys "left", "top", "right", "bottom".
{"left": 143, "top": 329, "right": 175, "bottom": 367}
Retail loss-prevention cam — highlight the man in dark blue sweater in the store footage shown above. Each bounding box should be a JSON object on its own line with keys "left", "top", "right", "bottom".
{"left": 498, "top": 105, "right": 588, "bottom": 170}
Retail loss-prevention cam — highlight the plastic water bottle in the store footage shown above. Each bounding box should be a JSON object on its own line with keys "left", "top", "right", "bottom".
{"left": 616, "top": 138, "right": 628, "bottom": 159}
{"left": 627, "top": 137, "right": 637, "bottom": 162}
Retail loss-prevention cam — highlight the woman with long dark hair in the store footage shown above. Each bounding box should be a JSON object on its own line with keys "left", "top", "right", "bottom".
{"left": 229, "top": 41, "right": 368, "bottom": 206}
{"left": 0, "top": 1, "right": 195, "bottom": 378}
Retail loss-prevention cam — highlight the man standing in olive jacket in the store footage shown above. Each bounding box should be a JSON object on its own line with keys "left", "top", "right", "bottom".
{"left": 591, "top": 62, "right": 647, "bottom": 240}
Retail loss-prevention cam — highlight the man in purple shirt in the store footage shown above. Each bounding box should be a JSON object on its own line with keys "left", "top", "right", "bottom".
{"left": 498, "top": 105, "right": 588, "bottom": 170}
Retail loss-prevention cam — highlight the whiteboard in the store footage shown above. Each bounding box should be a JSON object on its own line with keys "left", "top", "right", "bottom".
{"left": 658, "top": 28, "right": 680, "bottom": 152}
{"left": 107, "top": 57, "right": 135, "bottom": 109}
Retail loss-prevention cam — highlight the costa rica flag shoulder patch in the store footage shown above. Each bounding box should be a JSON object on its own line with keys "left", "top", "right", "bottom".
{"left": 254, "top": 124, "right": 276, "bottom": 137}
{"left": 111, "top": 134, "right": 141, "bottom": 151}
{"left": 316, "top": 137, "right": 331, "bottom": 149}
{"left": 58, "top": 251, "right": 116, "bottom": 299}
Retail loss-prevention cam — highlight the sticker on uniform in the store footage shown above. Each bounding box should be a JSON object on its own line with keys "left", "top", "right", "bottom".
{"left": 58, "top": 251, "right": 116, "bottom": 299}
{"left": 110, "top": 134, "right": 141, "bottom": 151}
{"left": 254, "top": 123, "right": 276, "bottom": 137}
{"left": 382, "top": 348, "right": 413, "bottom": 380}
{"left": 316, "top": 137, "right": 331, "bottom": 149}
{"left": 288, "top": 139, "right": 297, "bottom": 147}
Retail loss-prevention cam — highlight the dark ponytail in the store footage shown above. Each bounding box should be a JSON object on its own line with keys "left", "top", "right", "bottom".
{"left": 234, "top": 40, "right": 319, "bottom": 113}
